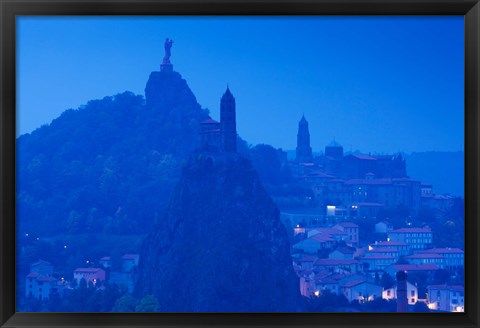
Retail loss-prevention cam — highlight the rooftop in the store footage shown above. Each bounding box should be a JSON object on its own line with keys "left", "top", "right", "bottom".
{"left": 421, "top": 248, "right": 464, "bottom": 254}
{"left": 375, "top": 241, "right": 409, "bottom": 247}
{"left": 390, "top": 228, "right": 432, "bottom": 233}
{"left": 405, "top": 253, "right": 444, "bottom": 259}
{"left": 368, "top": 248, "right": 399, "bottom": 253}
{"left": 334, "top": 222, "right": 359, "bottom": 228}
{"left": 74, "top": 268, "right": 104, "bottom": 273}
{"left": 122, "top": 254, "right": 140, "bottom": 260}
{"left": 427, "top": 285, "right": 464, "bottom": 292}
{"left": 360, "top": 255, "right": 395, "bottom": 260}
{"left": 388, "top": 264, "right": 440, "bottom": 271}
{"left": 341, "top": 279, "right": 367, "bottom": 288}
{"left": 315, "top": 259, "right": 361, "bottom": 266}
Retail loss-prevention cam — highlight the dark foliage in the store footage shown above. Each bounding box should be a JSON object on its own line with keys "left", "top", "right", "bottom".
{"left": 17, "top": 70, "right": 210, "bottom": 237}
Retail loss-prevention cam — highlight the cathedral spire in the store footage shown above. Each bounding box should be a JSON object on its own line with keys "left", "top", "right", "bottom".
{"left": 296, "top": 115, "right": 313, "bottom": 162}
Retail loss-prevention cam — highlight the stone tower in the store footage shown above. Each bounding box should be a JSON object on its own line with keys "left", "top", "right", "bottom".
{"left": 296, "top": 115, "right": 313, "bottom": 162}
{"left": 220, "top": 87, "right": 237, "bottom": 153}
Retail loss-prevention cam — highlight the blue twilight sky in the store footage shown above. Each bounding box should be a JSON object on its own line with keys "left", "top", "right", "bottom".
{"left": 17, "top": 16, "right": 464, "bottom": 154}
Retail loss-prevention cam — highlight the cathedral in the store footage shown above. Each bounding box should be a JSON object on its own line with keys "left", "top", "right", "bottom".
{"left": 294, "top": 115, "right": 406, "bottom": 179}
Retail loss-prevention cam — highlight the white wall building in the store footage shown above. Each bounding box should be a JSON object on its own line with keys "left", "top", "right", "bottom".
{"left": 383, "top": 281, "right": 418, "bottom": 305}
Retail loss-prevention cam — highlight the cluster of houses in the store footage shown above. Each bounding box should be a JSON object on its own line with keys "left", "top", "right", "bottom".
{"left": 25, "top": 254, "right": 139, "bottom": 301}
{"left": 291, "top": 220, "right": 464, "bottom": 312}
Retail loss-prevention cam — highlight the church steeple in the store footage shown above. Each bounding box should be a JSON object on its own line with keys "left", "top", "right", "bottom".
{"left": 296, "top": 115, "right": 313, "bottom": 162}
{"left": 220, "top": 86, "right": 236, "bottom": 153}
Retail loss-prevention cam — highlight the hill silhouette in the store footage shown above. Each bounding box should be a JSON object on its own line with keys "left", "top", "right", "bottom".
{"left": 17, "top": 70, "right": 210, "bottom": 236}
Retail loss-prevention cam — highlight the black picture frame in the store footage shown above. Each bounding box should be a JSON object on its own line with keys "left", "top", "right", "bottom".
{"left": 1, "top": 0, "right": 479, "bottom": 327}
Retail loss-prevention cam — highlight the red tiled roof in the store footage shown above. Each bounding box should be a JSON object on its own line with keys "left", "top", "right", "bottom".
{"left": 368, "top": 248, "right": 399, "bottom": 253}
{"left": 317, "top": 277, "right": 340, "bottom": 284}
{"left": 389, "top": 264, "right": 440, "bottom": 271}
{"left": 421, "top": 248, "right": 464, "bottom": 254}
{"left": 74, "top": 268, "right": 103, "bottom": 273}
{"left": 427, "top": 284, "right": 464, "bottom": 292}
{"left": 334, "top": 222, "right": 359, "bottom": 228}
{"left": 100, "top": 256, "right": 111, "bottom": 261}
{"left": 352, "top": 202, "right": 385, "bottom": 207}
{"left": 26, "top": 272, "right": 39, "bottom": 278}
{"left": 310, "top": 235, "right": 335, "bottom": 243}
{"left": 37, "top": 276, "right": 55, "bottom": 282}
{"left": 375, "top": 241, "right": 409, "bottom": 246}
{"left": 32, "top": 259, "right": 52, "bottom": 265}
{"left": 315, "top": 259, "right": 361, "bottom": 266}
{"left": 312, "top": 228, "right": 348, "bottom": 236}
{"left": 303, "top": 171, "right": 335, "bottom": 179}
{"left": 361, "top": 255, "right": 395, "bottom": 260}
{"left": 390, "top": 228, "right": 432, "bottom": 233}
{"left": 341, "top": 279, "right": 367, "bottom": 288}
{"left": 332, "top": 247, "right": 355, "bottom": 254}
{"left": 405, "top": 253, "right": 444, "bottom": 259}
{"left": 122, "top": 254, "right": 139, "bottom": 260}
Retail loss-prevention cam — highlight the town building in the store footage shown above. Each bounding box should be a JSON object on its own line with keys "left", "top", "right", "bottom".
{"left": 384, "top": 264, "right": 440, "bottom": 278}
{"left": 73, "top": 268, "right": 106, "bottom": 287}
{"left": 25, "top": 260, "right": 59, "bottom": 300}
{"left": 404, "top": 253, "right": 445, "bottom": 269}
{"left": 314, "top": 259, "right": 363, "bottom": 274}
{"left": 121, "top": 254, "right": 140, "bottom": 272}
{"left": 329, "top": 248, "right": 355, "bottom": 260}
{"left": 341, "top": 280, "right": 384, "bottom": 303}
{"left": 388, "top": 227, "right": 433, "bottom": 250}
{"left": 419, "top": 248, "right": 464, "bottom": 270}
{"left": 371, "top": 240, "right": 411, "bottom": 256}
{"left": 99, "top": 256, "right": 112, "bottom": 268}
{"left": 25, "top": 273, "right": 57, "bottom": 300}
{"left": 332, "top": 222, "right": 359, "bottom": 246}
{"left": 427, "top": 285, "right": 464, "bottom": 312}
{"left": 293, "top": 237, "right": 331, "bottom": 254}
{"left": 383, "top": 281, "right": 419, "bottom": 305}
{"left": 29, "top": 259, "right": 54, "bottom": 276}
{"left": 366, "top": 247, "right": 400, "bottom": 260}
{"left": 358, "top": 255, "right": 396, "bottom": 272}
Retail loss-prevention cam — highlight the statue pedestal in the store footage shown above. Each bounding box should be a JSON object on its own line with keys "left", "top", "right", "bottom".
{"left": 160, "top": 63, "right": 173, "bottom": 72}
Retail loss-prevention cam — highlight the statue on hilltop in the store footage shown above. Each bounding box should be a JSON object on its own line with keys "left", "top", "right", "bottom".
{"left": 163, "top": 38, "right": 174, "bottom": 64}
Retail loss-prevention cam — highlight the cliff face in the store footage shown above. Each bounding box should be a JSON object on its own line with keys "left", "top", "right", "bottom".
{"left": 142, "top": 70, "right": 210, "bottom": 157}
{"left": 136, "top": 153, "right": 300, "bottom": 312}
